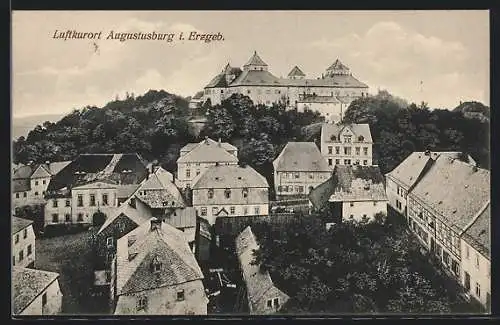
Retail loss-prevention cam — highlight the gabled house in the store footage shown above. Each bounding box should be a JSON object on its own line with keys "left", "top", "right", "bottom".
{"left": 320, "top": 123, "right": 373, "bottom": 168}
{"left": 12, "top": 160, "right": 71, "bottom": 207}
{"left": 12, "top": 267, "right": 63, "bottom": 315}
{"left": 309, "top": 165, "right": 388, "bottom": 223}
{"left": 192, "top": 164, "right": 269, "bottom": 225}
{"left": 235, "top": 226, "right": 289, "bottom": 314}
{"left": 111, "top": 218, "right": 208, "bottom": 315}
{"left": 12, "top": 217, "right": 36, "bottom": 268}
{"left": 176, "top": 137, "right": 238, "bottom": 189}
{"left": 273, "top": 142, "right": 331, "bottom": 199}
{"left": 44, "top": 153, "right": 149, "bottom": 229}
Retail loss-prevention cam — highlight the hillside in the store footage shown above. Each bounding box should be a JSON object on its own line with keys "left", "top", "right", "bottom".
{"left": 12, "top": 113, "right": 66, "bottom": 140}
{"left": 453, "top": 101, "right": 490, "bottom": 122}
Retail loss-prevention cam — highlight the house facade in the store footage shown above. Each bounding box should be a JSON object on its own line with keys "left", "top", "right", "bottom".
{"left": 12, "top": 267, "right": 63, "bottom": 315}
{"left": 111, "top": 218, "right": 208, "bottom": 315}
{"left": 309, "top": 165, "right": 388, "bottom": 223}
{"left": 176, "top": 137, "right": 239, "bottom": 189}
{"left": 235, "top": 226, "right": 289, "bottom": 314}
{"left": 12, "top": 217, "right": 36, "bottom": 268}
{"left": 273, "top": 142, "right": 331, "bottom": 199}
{"left": 192, "top": 164, "right": 270, "bottom": 225}
{"left": 198, "top": 52, "right": 368, "bottom": 116}
{"left": 320, "top": 123, "right": 373, "bottom": 168}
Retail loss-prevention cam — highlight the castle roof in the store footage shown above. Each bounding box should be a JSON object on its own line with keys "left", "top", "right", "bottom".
{"left": 288, "top": 66, "right": 305, "bottom": 77}
{"left": 244, "top": 51, "right": 268, "bottom": 67}
{"left": 327, "top": 59, "right": 350, "bottom": 72}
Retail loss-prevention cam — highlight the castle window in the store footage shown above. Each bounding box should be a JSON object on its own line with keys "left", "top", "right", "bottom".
{"left": 224, "top": 188, "right": 231, "bottom": 199}
{"left": 344, "top": 136, "right": 352, "bottom": 143}
{"left": 247, "top": 90, "right": 251, "bottom": 94}
{"left": 212, "top": 207, "right": 218, "bottom": 215}
{"left": 208, "top": 189, "right": 214, "bottom": 199}
{"left": 242, "top": 188, "right": 248, "bottom": 198}
{"left": 52, "top": 214, "right": 59, "bottom": 223}
{"left": 336, "top": 159, "right": 340, "bottom": 164}
{"left": 35, "top": 180, "right": 39, "bottom": 186}
{"left": 363, "top": 160, "right": 368, "bottom": 165}
{"left": 330, "top": 135, "right": 337, "bottom": 141}
{"left": 221, "top": 89, "right": 224, "bottom": 93}
{"left": 230, "top": 206, "right": 235, "bottom": 214}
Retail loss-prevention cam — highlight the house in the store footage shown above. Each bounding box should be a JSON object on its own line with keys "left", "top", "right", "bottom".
{"left": 235, "top": 226, "right": 289, "bottom": 314}
{"left": 406, "top": 155, "right": 490, "bottom": 305}
{"left": 44, "top": 153, "right": 149, "bottom": 228}
{"left": 176, "top": 137, "right": 239, "bottom": 189}
{"left": 192, "top": 164, "right": 269, "bottom": 225}
{"left": 198, "top": 52, "right": 368, "bottom": 114}
{"left": 12, "top": 160, "right": 71, "bottom": 208}
{"left": 309, "top": 165, "right": 388, "bottom": 223}
{"left": 273, "top": 142, "right": 332, "bottom": 199}
{"left": 189, "top": 91, "right": 205, "bottom": 109}
{"left": 12, "top": 267, "right": 63, "bottom": 315}
{"left": 385, "top": 151, "right": 474, "bottom": 217}
{"left": 320, "top": 123, "right": 373, "bottom": 168}
{"left": 460, "top": 203, "right": 490, "bottom": 311}
{"left": 12, "top": 217, "right": 36, "bottom": 268}
{"left": 296, "top": 94, "right": 348, "bottom": 124}
{"left": 111, "top": 218, "right": 208, "bottom": 315}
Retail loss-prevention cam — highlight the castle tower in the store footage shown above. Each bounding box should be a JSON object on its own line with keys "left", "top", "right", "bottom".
{"left": 243, "top": 51, "right": 268, "bottom": 72}
{"left": 287, "top": 66, "right": 306, "bottom": 80}
{"left": 325, "top": 59, "right": 351, "bottom": 78}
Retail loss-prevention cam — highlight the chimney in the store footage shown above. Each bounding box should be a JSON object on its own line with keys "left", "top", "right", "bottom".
{"left": 218, "top": 138, "right": 222, "bottom": 147}
{"left": 205, "top": 136, "right": 209, "bottom": 144}
{"left": 150, "top": 218, "right": 162, "bottom": 231}
{"left": 424, "top": 150, "right": 431, "bottom": 156}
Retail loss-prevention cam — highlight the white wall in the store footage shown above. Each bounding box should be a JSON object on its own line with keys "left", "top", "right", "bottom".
{"left": 12, "top": 225, "right": 36, "bottom": 268}
{"left": 274, "top": 171, "right": 331, "bottom": 196}
{"left": 342, "top": 200, "right": 387, "bottom": 222}
{"left": 461, "top": 240, "right": 491, "bottom": 308}
{"left": 44, "top": 197, "right": 72, "bottom": 226}
{"left": 71, "top": 187, "right": 118, "bottom": 224}
{"left": 385, "top": 177, "right": 408, "bottom": 215}
{"left": 194, "top": 203, "right": 269, "bottom": 225}
{"left": 177, "top": 161, "right": 237, "bottom": 189}
{"left": 19, "top": 279, "right": 62, "bottom": 315}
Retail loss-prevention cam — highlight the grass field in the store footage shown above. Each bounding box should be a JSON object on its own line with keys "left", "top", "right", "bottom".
{"left": 35, "top": 228, "right": 109, "bottom": 315}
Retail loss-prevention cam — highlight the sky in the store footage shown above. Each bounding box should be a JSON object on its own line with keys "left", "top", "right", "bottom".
{"left": 12, "top": 10, "right": 489, "bottom": 118}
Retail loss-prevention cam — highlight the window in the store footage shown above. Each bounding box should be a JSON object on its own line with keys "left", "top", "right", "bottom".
{"left": 344, "top": 147, "right": 351, "bottom": 155}
{"left": 267, "top": 299, "right": 272, "bottom": 308}
{"left": 65, "top": 214, "right": 71, "bottom": 222}
{"left": 355, "top": 147, "right": 360, "bottom": 155}
{"left": 350, "top": 202, "right": 354, "bottom": 207}
{"left": 77, "top": 213, "right": 83, "bottom": 222}
{"left": 52, "top": 199, "right": 58, "bottom": 208}
{"left": 309, "top": 173, "right": 314, "bottom": 179}
{"left": 344, "top": 159, "right": 351, "bottom": 165}
{"left": 328, "top": 159, "right": 333, "bottom": 166}
{"left": 43, "top": 180, "right": 46, "bottom": 185}
{"left": 65, "top": 199, "right": 70, "bottom": 207}
{"left": 137, "top": 296, "right": 147, "bottom": 311}
{"left": 335, "top": 159, "right": 340, "bottom": 165}
{"left": 255, "top": 207, "right": 260, "bottom": 215}
{"left": 294, "top": 173, "right": 300, "bottom": 179}
{"left": 328, "top": 146, "right": 333, "bottom": 154}
{"left": 475, "top": 253, "right": 480, "bottom": 269}
{"left": 436, "top": 244, "right": 442, "bottom": 257}
{"left": 77, "top": 194, "right": 83, "bottom": 207}
{"left": 465, "top": 245, "right": 470, "bottom": 259}
{"left": 106, "top": 237, "right": 113, "bottom": 248}
{"left": 242, "top": 188, "right": 248, "bottom": 198}
{"left": 15, "top": 193, "right": 19, "bottom": 198}
{"left": 19, "top": 250, "right": 24, "bottom": 261}
{"left": 363, "top": 147, "right": 368, "bottom": 155}
{"left": 15, "top": 234, "right": 19, "bottom": 244}
{"left": 451, "top": 260, "right": 459, "bottom": 276}
{"left": 344, "top": 136, "right": 352, "bottom": 143}
{"left": 224, "top": 188, "right": 231, "bottom": 199}
{"left": 35, "top": 192, "right": 39, "bottom": 196}
{"left": 196, "top": 170, "right": 200, "bottom": 175}
{"left": 243, "top": 207, "right": 248, "bottom": 215}
{"left": 358, "top": 136, "right": 364, "bottom": 142}
{"left": 230, "top": 207, "right": 235, "bottom": 215}
{"left": 475, "top": 282, "right": 481, "bottom": 298}
{"left": 52, "top": 214, "right": 59, "bottom": 223}
{"left": 247, "top": 90, "right": 251, "bottom": 94}
{"left": 212, "top": 207, "right": 218, "bottom": 215}
{"left": 151, "top": 257, "right": 161, "bottom": 272}
{"left": 208, "top": 189, "right": 214, "bottom": 199}
{"left": 273, "top": 298, "right": 280, "bottom": 308}
{"left": 335, "top": 147, "right": 340, "bottom": 154}
{"left": 27, "top": 244, "right": 32, "bottom": 256}
{"left": 22, "top": 229, "right": 27, "bottom": 239}
{"left": 464, "top": 272, "right": 471, "bottom": 291}
{"left": 42, "top": 293, "right": 47, "bottom": 307}
{"left": 35, "top": 180, "right": 39, "bottom": 186}
{"left": 177, "top": 290, "right": 185, "bottom": 301}
{"left": 89, "top": 194, "right": 96, "bottom": 206}
{"left": 298, "top": 186, "right": 304, "bottom": 193}
{"left": 443, "top": 251, "right": 450, "bottom": 266}
{"left": 12, "top": 256, "right": 15, "bottom": 266}
{"left": 102, "top": 194, "right": 108, "bottom": 206}
{"left": 201, "top": 207, "right": 207, "bottom": 216}
{"left": 186, "top": 169, "right": 191, "bottom": 178}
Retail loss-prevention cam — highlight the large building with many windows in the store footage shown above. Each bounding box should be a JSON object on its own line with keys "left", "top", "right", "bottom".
{"left": 197, "top": 51, "right": 368, "bottom": 122}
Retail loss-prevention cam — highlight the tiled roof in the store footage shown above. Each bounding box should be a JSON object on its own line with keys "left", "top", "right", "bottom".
{"left": 273, "top": 142, "right": 331, "bottom": 172}
{"left": 48, "top": 161, "right": 72, "bottom": 175}
{"left": 462, "top": 203, "right": 490, "bottom": 259}
{"left": 116, "top": 218, "right": 204, "bottom": 296}
{"left": 12, "top": 217, "right": 33, "bottom": 235}
{"left": 230, "top": 69, "right": 283, "bottom": 87}
{"left": 244, "top": 51, "right": 268, "bottom": 67}
{"left": 12, "top": 267, "right": 59, "bottom": 315}
{"left": 193, "top": 165, "right": 269, "bottom": 189}
{"left": 13, "top": 180, "right": 30, "bottom": 193}
{"left": 309, "top": 165, "right": 387, "bottom": 209}
{"left": 411, "top": 156, "right": 490, "bottom": 232}
{"left": 30, "top": 165, "right": 52, "bottom": 179}
{"left": 205, "top": 65, "right": 243, "bottom": 88}
{"left": 386, "top": 152, "right": 435, "bottom": 189}
{"left": 165, "top": 207, "right": 197, "bottom": 229}
{"left": 180, "top": 138, "right": 237, "bottom": 153}
{"left": 177, "top": 139, "right": 239, "bottom": 164}
{"left": 13, "top": 165, "right": 35, "bottom": 180}
{"left": 136, "top": 190, "right": 185, "bottom": 209}
{"left": 46, "top": 153, "right": 148, "bottom": 193}
{"left": 235, "top": 226, "right": 288, "bottom": 308}
{"left": 288, "top": 66, "right": 306, "bottom": 77}
{"left": 327, "top": 59, "right": 350, "bottom": 72}
{"left": 117, "top": 184, "right": 142, "bottom": 199}
{"left": 321, "top": 123, "right": 373, "bottom": 143}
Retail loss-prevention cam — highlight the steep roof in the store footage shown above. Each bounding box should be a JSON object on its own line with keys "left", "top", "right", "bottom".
{"left": 12, "top": 267, "right": 59, "bottom": 315}
{"left": 230, "top": 69, "right": 282, "bottom": 87}
{"left": 321, "top": 123, "right": 373, "bottom": 143}
{"left": 12, "top": 217, "right": 33, "bottom": 235}
{"left": 244, "top": 51, "right": 268, "bottom": 67}
{"left": 177, "top": 139, "right": 239, "bottom": 164}
{"left": 462, "top": 202, "right": 490, "bottom": 259}
{"left": 116, "top": 218, "right": 204, "bottom": 296}
{"left": 180, "top": 138, "right": 237, "bottom": 154}
{"left": 12, "top": 165, "right": 35, "bottom": 180}
{"left": 327, "top": 59, "right": 350, "bottom": 72}
{"left": 385, "top": 152, "right": 435, "bottom": 189}
{"left": 288, "top": 66, "right": 306, "bottom": 77}
{"left": 13, "top": 180, "right": 30, "bottom": 193}
{"left": 46, "top": 153, "right": 148, "bottom": 193}
{"left": 273, "top": 142, "right": 331, "bottom": 172}
{"left": 193, "top": 165, "right": 268, "bottom": 189}
{"left": 411, "top": 155, "right": 490, "bottom": 232}
{"left": 48, "top": 161, "right": 72, "bottom": 175}
{"left": 204, "top": 65, "right": 243, "bottom": 88}
{"left": 235, "top": 226, "right": 289, "bottom": 308}
{"left": 309, "top": 165, "right": 387, "bottom": 209}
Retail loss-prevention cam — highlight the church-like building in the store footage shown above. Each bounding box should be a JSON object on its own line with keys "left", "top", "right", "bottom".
{"left": 193, "top": 51, "right": 369, "bottom": 123}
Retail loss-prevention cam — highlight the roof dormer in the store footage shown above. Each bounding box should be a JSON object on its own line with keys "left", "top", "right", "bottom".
{"left": 325, "top": 59, "right": 351, "bottom": 77}
{"left": 243, "top": 51, "right": 268, "bottom": 71}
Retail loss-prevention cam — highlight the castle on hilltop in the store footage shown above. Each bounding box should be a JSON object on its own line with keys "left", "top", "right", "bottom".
{"left": 190, "top": 51, "right": 369, "bottom": 123}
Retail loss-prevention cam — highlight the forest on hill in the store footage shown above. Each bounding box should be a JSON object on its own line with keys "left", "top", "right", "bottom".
{"left": 13, "top": 89, "right": 490, "bottom": 191}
